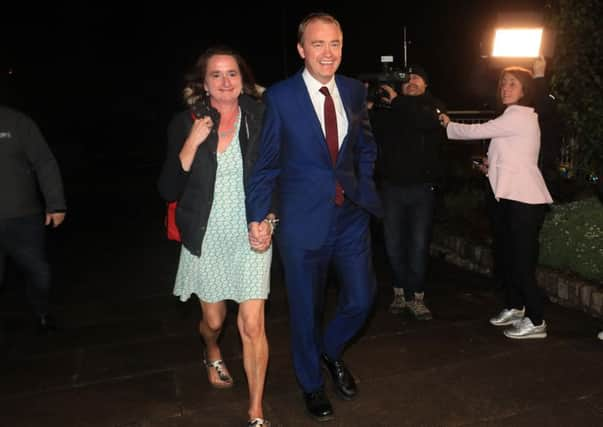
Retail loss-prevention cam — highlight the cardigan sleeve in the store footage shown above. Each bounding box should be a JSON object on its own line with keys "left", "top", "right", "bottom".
{"left": 157, "top": 113, "right": 191, "bottom": 202}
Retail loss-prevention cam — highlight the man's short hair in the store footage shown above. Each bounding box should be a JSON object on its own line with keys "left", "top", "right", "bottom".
{"left": 297, "top": 12, "right": 342, "bottom": 44}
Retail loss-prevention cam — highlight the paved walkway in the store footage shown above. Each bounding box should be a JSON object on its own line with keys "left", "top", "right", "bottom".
{"left": 1, "top": 170, "right": 602, "bottom": 427}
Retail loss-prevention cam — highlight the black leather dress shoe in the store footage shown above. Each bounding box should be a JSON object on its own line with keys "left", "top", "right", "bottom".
{"left": 321, "top": 353, "right": 357, "bottom": 400}
{"left": 303, "top": 389, "right": 334, "bottom": 422}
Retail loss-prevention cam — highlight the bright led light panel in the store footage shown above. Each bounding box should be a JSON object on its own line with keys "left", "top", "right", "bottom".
{"left": 492, "top": 28, "right": 543, "bottom": 57}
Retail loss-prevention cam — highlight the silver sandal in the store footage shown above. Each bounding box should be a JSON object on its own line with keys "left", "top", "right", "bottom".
{"left": 203, "top": 353, "right": 233, "bottom": 388}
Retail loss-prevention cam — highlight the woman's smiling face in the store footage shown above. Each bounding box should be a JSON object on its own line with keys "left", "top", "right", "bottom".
{"left": 500, "top": 73, "right": 524, "bottom": 106}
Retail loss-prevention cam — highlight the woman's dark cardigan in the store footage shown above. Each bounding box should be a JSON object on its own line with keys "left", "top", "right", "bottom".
{"left": 158, "top": 95, "right": 265, "bottom": 256}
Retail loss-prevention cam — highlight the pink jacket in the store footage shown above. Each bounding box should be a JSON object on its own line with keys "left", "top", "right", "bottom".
{"left": 447, "top": 105, "right": 552, "bottom": 205}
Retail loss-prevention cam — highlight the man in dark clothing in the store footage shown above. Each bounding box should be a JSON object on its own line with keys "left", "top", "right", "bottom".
{"left": 371, "top": 65, "right": 446, "bottom": 320}
{"left": 0, "top": 106, "right": 66, "bottom": 333}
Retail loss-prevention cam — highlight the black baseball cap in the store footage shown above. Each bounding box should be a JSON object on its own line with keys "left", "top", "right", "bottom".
{"left": 405, "top": 65, "right": 429, "bottom": 84}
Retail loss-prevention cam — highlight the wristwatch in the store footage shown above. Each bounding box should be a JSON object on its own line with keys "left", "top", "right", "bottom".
{"left": 263, "top": 217, "right": 279, "bottom": 235}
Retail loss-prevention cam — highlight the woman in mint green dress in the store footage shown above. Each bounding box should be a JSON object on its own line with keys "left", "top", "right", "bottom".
{"left": 158, "top": 46, "right": 273, "bottom": 427}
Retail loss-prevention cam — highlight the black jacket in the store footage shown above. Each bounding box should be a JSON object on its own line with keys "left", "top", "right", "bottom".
{"left": 158, "top": 95, "right": 265, "bottom": 256}
{"left": 372, "top": 92, "right": 447, "bottom": 186}
{"left": 0, "top": 106, "right": 66, "bottom": 220}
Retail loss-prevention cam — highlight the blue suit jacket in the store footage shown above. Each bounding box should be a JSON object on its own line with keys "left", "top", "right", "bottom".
{"left": 246, "top": 72, "right": 382, "bottom": 249}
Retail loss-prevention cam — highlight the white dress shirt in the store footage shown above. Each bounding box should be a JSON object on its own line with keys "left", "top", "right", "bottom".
{"left": 302, "top": 69, "right": 348, "bottom": 148}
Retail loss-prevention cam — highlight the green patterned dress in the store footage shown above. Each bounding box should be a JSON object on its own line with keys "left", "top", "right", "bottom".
{"left": 173, "top": 113, "right": 271, "bottom": 303}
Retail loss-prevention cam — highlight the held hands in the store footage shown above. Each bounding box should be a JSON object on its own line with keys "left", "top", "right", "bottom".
{"left": 45, "top": 212, "right": 66, "bottom": 228}
{"left": 438, "top": 113, "right": 450, "bottom": 127}
{"left": 248, "top": 218, "right": 274, "bottom": 252}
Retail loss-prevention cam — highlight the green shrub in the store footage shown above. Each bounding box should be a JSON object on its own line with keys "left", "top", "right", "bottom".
{"left": 438, "top": 184, "right": 491, "bottom": 242}
{"left": 539, "top": 197, "right": 603, "bottom": 282}
{"left": 551, "top": 0, "right": 603, "bottom": 173}
{"left": 442, "top": 187, "right": 483, "bottom": 217}
{"left": 440, "top": 180, "right": 487, "bottom": 220}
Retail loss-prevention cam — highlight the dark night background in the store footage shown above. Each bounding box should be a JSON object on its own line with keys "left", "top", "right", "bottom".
{"left": 2, "top": 1, "right": 547, "bottom": 175}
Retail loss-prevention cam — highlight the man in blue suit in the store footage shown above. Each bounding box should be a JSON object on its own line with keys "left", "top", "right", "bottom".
{"left": 246, "top": 12, "right": 382, "bottom": 422}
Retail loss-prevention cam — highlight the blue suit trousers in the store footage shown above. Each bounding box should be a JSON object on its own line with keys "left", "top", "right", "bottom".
{"left": 277, "top": 200, "right": 376, "bottom": 392}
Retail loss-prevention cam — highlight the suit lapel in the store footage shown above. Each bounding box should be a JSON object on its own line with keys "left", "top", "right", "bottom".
{"left": 292, "top": 74, "right": 333, "bottom": 164}
{"left": 335, "top": 76, "right": 352, "bottom": 165}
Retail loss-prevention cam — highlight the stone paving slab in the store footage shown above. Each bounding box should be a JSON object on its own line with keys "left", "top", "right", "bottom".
{"left": 464, "top": 399, "right": 603, "bottom": 427}
{"left": 0, "top": 350, "right": 77, "bottom": 397}
{"left": 0, "top": 372, "right": 181, "bottom": 427}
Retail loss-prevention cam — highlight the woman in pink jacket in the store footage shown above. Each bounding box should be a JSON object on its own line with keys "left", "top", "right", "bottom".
{"left": 439, "top": 67, "right": 552, "bottom": 339}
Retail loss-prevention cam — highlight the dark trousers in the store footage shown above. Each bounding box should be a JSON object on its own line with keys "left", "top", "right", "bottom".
{"left": 0, "top": 214, "right": 51, "bottom": 316}
{"left": 491, "top": 198, "right": 546, "bottom": 325}
{"left": 277, "top": 200, "right": 376, "bottom": 392}
{"left": 486, "top": 186, "right": 506, "bottom": 288}
{"left": 381, "top": 183, "right": 435, "bottom": 298}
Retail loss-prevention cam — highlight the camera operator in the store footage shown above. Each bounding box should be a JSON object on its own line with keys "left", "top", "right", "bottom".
{"left": 373, "top": 65, "right": 446, "bottom": 320}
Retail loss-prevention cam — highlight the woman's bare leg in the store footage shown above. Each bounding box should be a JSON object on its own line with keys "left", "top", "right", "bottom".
{"left": 238, "top": 299, "right": 268, "bottom": 420}
{"left": 199, "top": 300, "right": 232, "bottom": 385}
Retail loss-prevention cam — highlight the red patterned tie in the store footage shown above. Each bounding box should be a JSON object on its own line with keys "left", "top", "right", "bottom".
{"left": 319, "top": 86, "right": 344, "bottom": 206}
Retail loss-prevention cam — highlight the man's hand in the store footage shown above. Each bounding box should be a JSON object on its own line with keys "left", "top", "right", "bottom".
{"left": 379, "top": 84, "right": 398, "bottom": 103}
{"left": 45, "top": 212, "right": 66, "bottom": 228}
{"left": 248, "top": 221, "right": 272, "bottom": 252}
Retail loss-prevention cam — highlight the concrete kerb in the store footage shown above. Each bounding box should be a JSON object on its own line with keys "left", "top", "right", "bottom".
{"left": 430, "top": 227, "right": 603, "bottom": 319}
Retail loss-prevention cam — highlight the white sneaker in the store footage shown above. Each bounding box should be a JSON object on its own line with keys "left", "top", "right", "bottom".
{"left": 503, "top": 318, "right": 547, "bottom": 339}
{"left": 407, "top": 292, "right": 432, "bottom": 320}
{"left": 598, "top": 331, "right": 603, "bottom": 340}
{"left": 489, "top": 307, "right": 525, "bottom": 326}
{"left": 389, "top": 289, "right": 406, "bottom": 314}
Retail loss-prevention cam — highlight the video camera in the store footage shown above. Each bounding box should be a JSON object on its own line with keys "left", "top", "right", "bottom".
{"left": 358, "top": 56, "right": 411, "bottom": 109}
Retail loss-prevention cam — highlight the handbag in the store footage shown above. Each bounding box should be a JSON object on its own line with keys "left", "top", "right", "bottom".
{"left": 165, "top": 201, "right": 181, "bottom": 242}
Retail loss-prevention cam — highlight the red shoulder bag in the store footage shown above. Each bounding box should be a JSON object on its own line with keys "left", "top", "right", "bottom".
{"left": 165, "top": 201, "right": 181, "bottom": 242}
